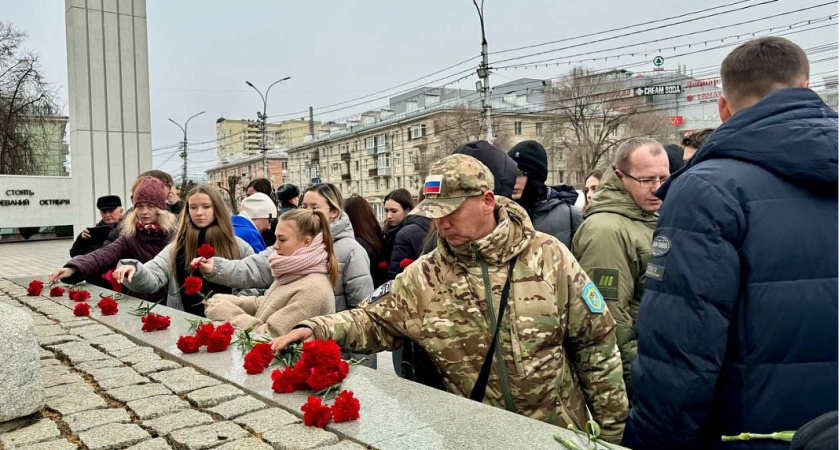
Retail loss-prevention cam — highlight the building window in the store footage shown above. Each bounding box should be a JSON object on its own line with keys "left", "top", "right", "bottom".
{"left": 409, "top": 124, "right": 426, "bottom": 140}
{"left": 394, "top": 154, "right": 402, "bottom": 166}
{"left": 376, "top": 134, "right": 386, "bottom": 148}
{"left": 365, "top": 137, "right": 375, "bottom": 149}
{"left": 377, "top": 155, "right": 390, "bottom": 168}
{"left": 514, "top": 122, "right": 523, "bottom": 135}
{"left": 355, "top": 161, "right": 360, "bottom": 172}
{"left": 593, "top": 123, "right": 602, "bottom": 137}
{"left": 393, "top": 130, "right": 401, "bottom": 144}
{"left": 281, "top": 161, "right": 288, "bottom": 169}
{"left": 425, "top": 94, "right": 440, "bottom": 106}
{"left": 408, "top": 152, "right": 416, "bottom": 164}
{"left": 332, "top": 163, "right": 339, "bottom": 171}
{"left": 406, "top": 101, "right": 418, "bottom": 113}
{"left": 535, "top": 122, "right": 543, "bottom": 135}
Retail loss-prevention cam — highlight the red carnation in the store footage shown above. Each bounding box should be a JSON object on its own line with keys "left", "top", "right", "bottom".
{"left": 244, "top": 353, "right": 266, "bottom": 375}
{"left": 73, "top": 303, "right": 90, "bottom": 317}
{"left": 377, "top": 261, "right": 388, "bottom": 270}
{"left": 102, "top": 269, "right": 122, "bottom": 293}
{"left": 177, "top": 335, "right": 200, "bottom": 354}
{"left": 331, "top": 390, "right": 361, "bottom": 423}
{"left": 68, "top": 289, "right": 91, "bottom": 302}
{"left": 205, "top": 330, "right": 231, "bottom": 353}
{"left": 216, "top": 322, "right": 235, "bottom": 338}
{"left": 399, "top": 258, "right": 414, "bottom": 269}
{"left": 301, "top": 396, "right": 332, "bottom": 429}
{"left": 49, "top": 286, "right": 65, "bottom": 297}
{"left": 306, "top": 361, "right": 350, "bottom": 392}
{"left": 27, "top": 280, "right": 44, "bottom": 296}
{"left": 194, "top": 323, "right": 216, "bottom": 346}
{"left": 243, "top": 343, "right": 274, "bottom": 374}
{"left": 197, "top": 244, "right": 216, "bottom": 260}
{"left": 271, "top": 367, "right": 297, "bottom": 393}
{"left": 183, "top": 276, "right": 203, "bottom": 296}
{"left": 301, "top": 339, "right": 343, "bottom": 368}
{"left": 141, "top": 313, "right": 171, "bottom": 332}
{"left": 97, "top": 296, "right": 119, "bottom": 316}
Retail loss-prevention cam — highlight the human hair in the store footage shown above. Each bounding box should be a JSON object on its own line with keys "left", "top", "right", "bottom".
{"left": 721, "top": 37, "right": 809, "bottom": 110}
{"left": 343, "top": 196, "right": 384, "bottom": 255}
{"left": 681, "top": 128, "right": 716, "bottom": 149}
{"left": 303, "top": 183, "right": 344, "bottom": 214}
{"left": 246, "top": 178, "right": 276, "bottom": 202}
{"left": 585, "top": 169, "right": 603, "bottom": 181}
{"left": 171, "top": 184, "right": 240, "bottom": 273}
{"left": 138, "top": 170, "right": 174, "bottom": 187}
{"left": 384, "top": 188, "right": 414, "bottom": 213}
{"left": 279, "top": 209, "right": 339, "bottom": 286}
{"left": 614, "top": 137, "right": 665, "bottom": 173}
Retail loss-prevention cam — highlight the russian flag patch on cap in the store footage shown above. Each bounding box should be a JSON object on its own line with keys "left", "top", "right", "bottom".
{"left": 423, "top": 175, "right": 443, "bottom": 195}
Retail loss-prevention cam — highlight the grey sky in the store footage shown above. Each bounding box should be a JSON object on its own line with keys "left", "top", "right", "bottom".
{"left": 2, "top": 0, "right": 837, "bottom": 180}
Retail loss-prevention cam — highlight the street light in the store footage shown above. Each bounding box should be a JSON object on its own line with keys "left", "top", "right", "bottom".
{"left": 245, "top": 76, "right": 291, "bottom": 179}
{"left": 168, "top": 110, "right": 206, "bottom": 196}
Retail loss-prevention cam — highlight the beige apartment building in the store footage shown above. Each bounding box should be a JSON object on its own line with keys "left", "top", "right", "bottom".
{"left": 215, "top": 117, "right": 328, "bottom": 161}
{"left": 285, "top": 79, "right": 556, "bottom": 218}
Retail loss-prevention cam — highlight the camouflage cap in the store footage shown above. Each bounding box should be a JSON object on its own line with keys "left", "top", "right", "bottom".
{"left": 409, "top": 154, "right": 495, "bottom": 219}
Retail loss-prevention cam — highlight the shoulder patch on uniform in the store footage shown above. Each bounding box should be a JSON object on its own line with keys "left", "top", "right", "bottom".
{"left": 651, "top": 235, "right": 672, "bottom": 257}
{"left": 368, "top": 281, "right": 393, "bottom": 304}
{"left": 645, "top": 263, "right": 665, "bottom": 281}
{"left": 581, "top": 282, "right": 605, "bottom": 314}
{"left": 591, "top": 268, "right": 619, "bottom": 301}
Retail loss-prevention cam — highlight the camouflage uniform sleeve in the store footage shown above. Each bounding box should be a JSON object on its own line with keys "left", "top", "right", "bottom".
{"left": 561, "top": 247, "right": 629, "bottom": 444}
{"left": 299, "top": 265, "right": 422, "bottom": 353}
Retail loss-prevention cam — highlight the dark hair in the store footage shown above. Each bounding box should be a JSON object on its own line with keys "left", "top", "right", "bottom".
{"left": 276, "top": 183, "right": 300, "bottom": 203}
{"left": 246, "top": 178, "right": 275, "bottom": 202}
{"left": 343, "top": 196, "right": 384, "bottom": 255}
{"left": 681, "top": 128, "right": 716, "bottom": 149}
{"left": 585, "top": 169, "right": 603, "bottom": 181}
{"left": 721, "top": 36, "right": 809, "bottom": 108}
{"left": 383, "top": 189, "right": 414, "bottom": 214}
{"left": 139, "top": 170, "right": 174, "bottom": 187}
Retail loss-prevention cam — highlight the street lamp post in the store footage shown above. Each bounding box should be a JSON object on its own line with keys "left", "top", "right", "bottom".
{"left": 473, "top": 0, "right": 493, "bottom": 142}
{"left": 168, "top": 110, "right": 206, "bottom": 195}
{"left": 246, "top": 77, "right": 291, "bottom": 179}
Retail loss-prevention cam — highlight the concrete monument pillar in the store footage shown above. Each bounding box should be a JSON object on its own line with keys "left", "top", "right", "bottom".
{"left": 65, "top": 0, "right": 152, "bottom": 233}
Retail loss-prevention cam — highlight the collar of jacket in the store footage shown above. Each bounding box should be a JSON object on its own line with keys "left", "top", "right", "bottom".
{"left": 439, "top": 197, "right": 535, "bottom": 267}
{"left": 584, "top": 168, "right": 658, "bottom": 228}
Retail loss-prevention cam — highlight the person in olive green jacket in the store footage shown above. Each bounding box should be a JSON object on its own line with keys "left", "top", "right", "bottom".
{"left": 572, "top": 137, "right": 670, "bottom": 403}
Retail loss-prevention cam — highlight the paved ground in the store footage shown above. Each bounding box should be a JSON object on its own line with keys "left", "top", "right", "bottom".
{"left": 0, "top": 279, "right": 366, "bottom": 450}
{"left": 0, "top": 239, "right": 396, "bottom": 375}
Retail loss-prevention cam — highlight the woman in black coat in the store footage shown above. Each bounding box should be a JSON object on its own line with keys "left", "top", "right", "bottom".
{"left": 343, "top": 196, "right": 388, "bottom": 288}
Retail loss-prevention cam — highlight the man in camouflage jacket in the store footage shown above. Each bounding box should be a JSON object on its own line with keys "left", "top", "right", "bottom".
{"left": 272, "top": 154, "right": 628, "bottom": 443}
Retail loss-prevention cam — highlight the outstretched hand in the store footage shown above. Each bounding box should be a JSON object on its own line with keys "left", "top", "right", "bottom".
{"left": 48, "top": 267, "right": 75, "bottom": 283}
{"left": 270, "top": 328, "right": 314, "bottom": 355}
{"left": 190, "top": 257, "right": 213, "bottom": 274}
{"left": 112, "top": 265, "right": 136, "bottom": 284}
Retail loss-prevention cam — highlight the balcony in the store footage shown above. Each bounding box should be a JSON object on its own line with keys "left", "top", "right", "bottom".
{"left": 340, "top": 152, "right": 351, "bottom": 161}
{"left": 341, "top": 173, "right": 352, "bottom": 181}
{"left": 369, "top": 167, "right": 391, "bottom": 177}
{"left": 366, "top": 147, "right": 376, "bottom": 155}
{"left": 310, "top": 153, "right": 320, "bottom": 163}
{"left": 376, "top": 144, "right": 390, "bottom": 154}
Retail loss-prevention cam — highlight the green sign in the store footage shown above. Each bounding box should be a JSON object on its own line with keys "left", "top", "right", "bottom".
{"left": 653, "top": 56, "right": 665, "bottom": 67}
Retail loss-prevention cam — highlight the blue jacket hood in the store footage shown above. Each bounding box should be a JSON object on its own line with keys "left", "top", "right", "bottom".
{"left": 546, "top": 184, "right": 579, "bottom": 205}
{"left": 661, "top": 88, "right": 838, "bottom": 197}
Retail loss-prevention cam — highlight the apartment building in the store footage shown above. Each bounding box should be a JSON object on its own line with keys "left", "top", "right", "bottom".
{"left": 285, "top": 79, "right": 553, "bottom": 218}
{"left": 204, "top": 151, "right": 288, "bottom": 210}
{"left": 215, "top": 117, "right": 328, "bottom": 162}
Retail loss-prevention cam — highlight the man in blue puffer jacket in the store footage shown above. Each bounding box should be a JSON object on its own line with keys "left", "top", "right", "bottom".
{"left": 624, "top": 37, "right": 838, "bottom": 450}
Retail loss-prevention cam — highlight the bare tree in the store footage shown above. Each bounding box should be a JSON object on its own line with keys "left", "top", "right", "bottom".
{"left": 217, "top": 175, "right": 240, "bottom": 214}
{"left": 543, "top": 67, "right": 670, "bottom": 185}
{"left": 0, "top": 21, "right": 60, "bottom": 175}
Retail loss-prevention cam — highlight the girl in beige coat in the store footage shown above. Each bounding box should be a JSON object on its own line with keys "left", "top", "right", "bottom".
{"left": 203, "top": 209, "right": 338, "bottom": 337}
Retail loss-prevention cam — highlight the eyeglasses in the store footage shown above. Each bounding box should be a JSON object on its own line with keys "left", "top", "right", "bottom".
{"left": 516, "top": 169, "right": 528, "bottom": 178}
{"left": 619, "top": 171, "right": 668, "bottom": 188}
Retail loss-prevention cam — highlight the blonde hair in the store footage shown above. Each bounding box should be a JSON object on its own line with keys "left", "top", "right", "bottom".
{"left": 304, "top": 183, "right": 344, "bottom": 215}
{"left": 120, "top": 208, "right": 177, "bottom": 238}
{"left": 280, "top": 209, "right": 339, "bottom": 286}
{"left": 171, "top": 184, "right": 240, "bottom": 273}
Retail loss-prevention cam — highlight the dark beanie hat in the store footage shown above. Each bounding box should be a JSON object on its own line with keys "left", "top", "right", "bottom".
{"left": 132, "top": 178, "right": 168, "bottom": 210}
{"left": 453, "top": 140, "right": 518, "bottom": 198}
{"left": 276, "top": 183, "right": 300, "bottom": 202}
{"left": 664, "top": 144, "right": 685, "bottom": 174}
{"left": 508, "top": 140, "right": 548, "bottom": 183}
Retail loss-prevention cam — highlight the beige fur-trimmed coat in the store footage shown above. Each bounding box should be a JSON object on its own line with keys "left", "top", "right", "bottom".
{"left": 204, "top": 273, "right": 335, "bottom": 337}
